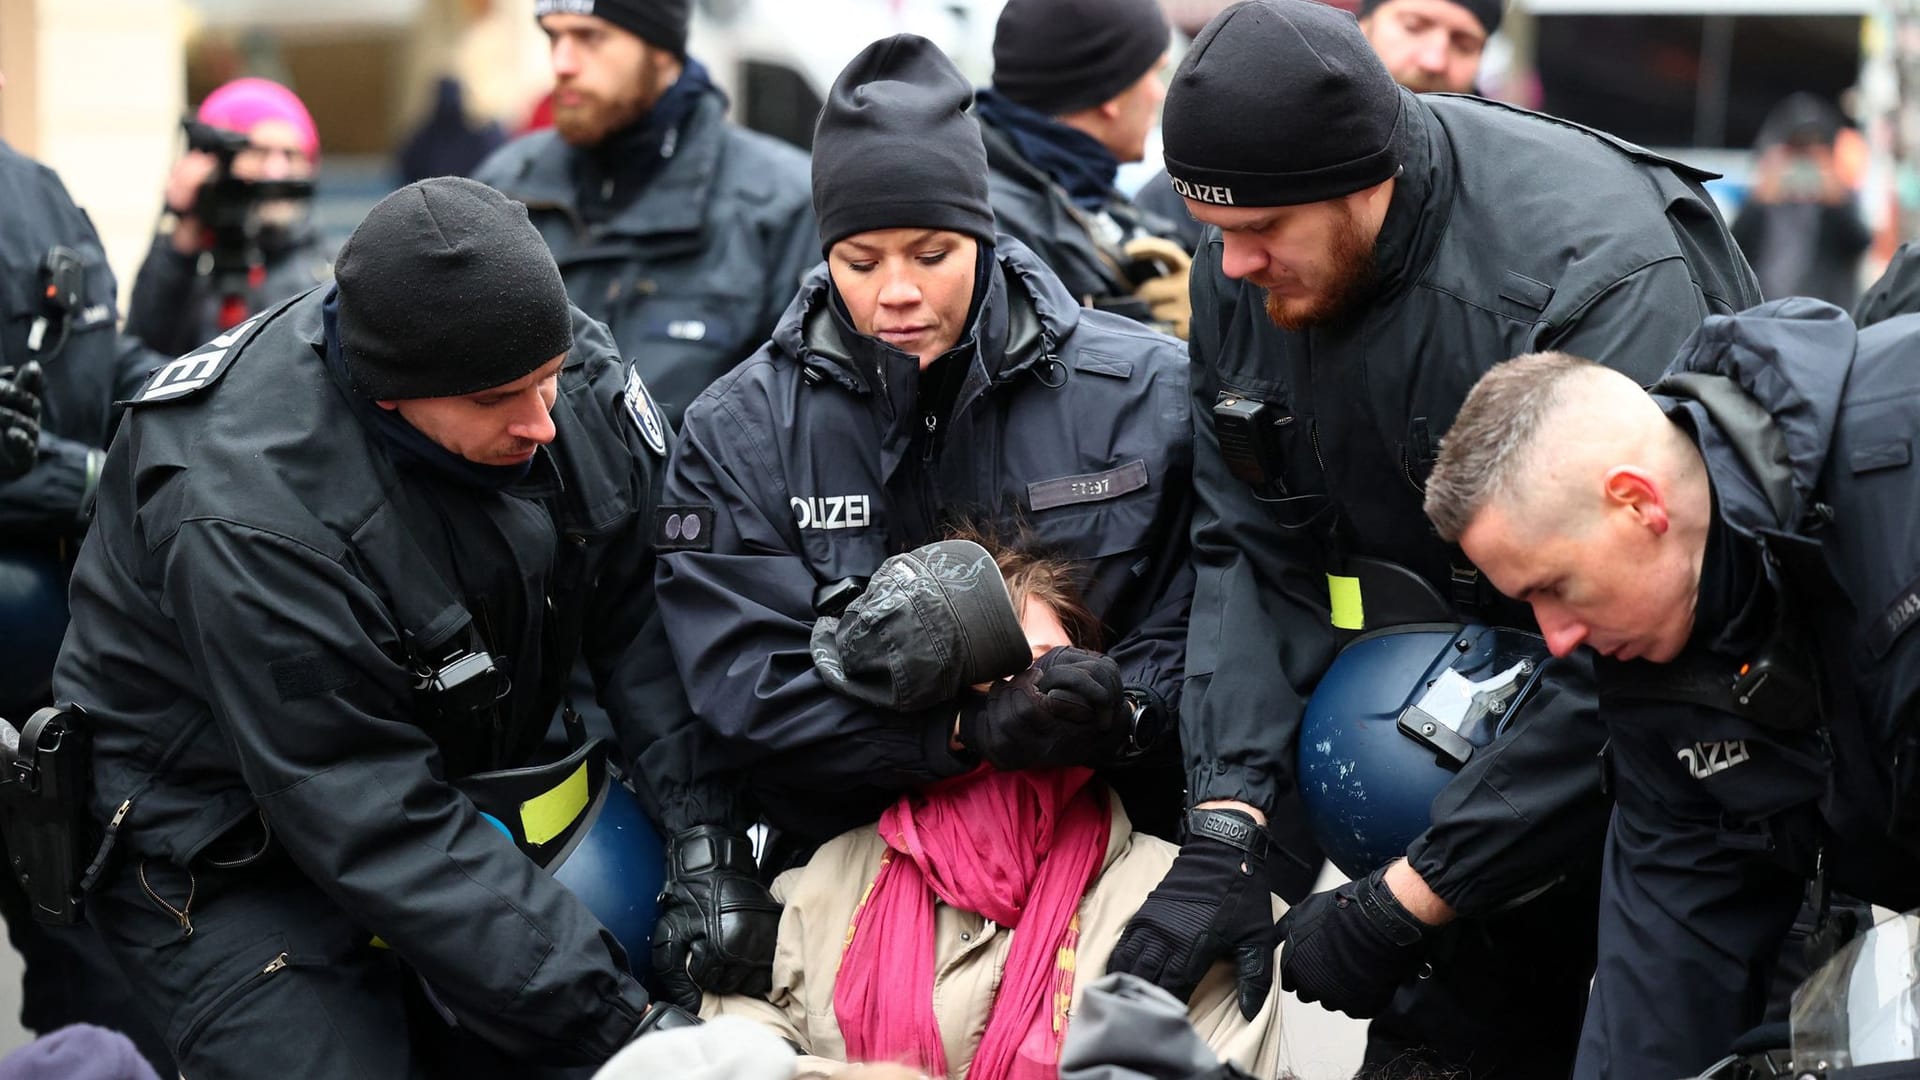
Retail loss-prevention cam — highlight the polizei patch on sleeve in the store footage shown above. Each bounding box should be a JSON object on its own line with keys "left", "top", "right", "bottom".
{"left": 1868, "top": 574, "right": 1920, "bottom": 659}
{"left": 622, "top": 363, "right": 668, "bottom": 458}
{"left": 653, "top": 504, "right": 714, "bottom": 553}
{"left": 131, "top": 313, "right": 265, "bottom": 404}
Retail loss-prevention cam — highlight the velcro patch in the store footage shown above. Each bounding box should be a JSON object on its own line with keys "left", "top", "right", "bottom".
{"left": 1028, "top": 459, "right": 1149, "bottom": 511}
{"left": 269, "top": 653, "right": 359, "bottom": 703}
{"left": 654, "top": 504, "right": 715, "bottom": 552}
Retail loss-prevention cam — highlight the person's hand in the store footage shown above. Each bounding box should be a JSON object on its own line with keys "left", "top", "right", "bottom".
{"left": 650, "top": 826, "right": 782, "bottom": 1011}
{"left": 1275, "top": 862, "right": 1433, "bottom": 1018}
{"left": 956, "top": 646, "right": 1126, "bottom": 769}
{"left": 1124, "top": 236, "right": 1193, "bottom": 340}
{"left": 164, "top": 152, "right": 221, "bottom": 254}
{"left": 1107, "top": 808, "right": 1277, "bottom": 1020}
{"left": 0, "top": 363, "right": 44, "bottom": 482}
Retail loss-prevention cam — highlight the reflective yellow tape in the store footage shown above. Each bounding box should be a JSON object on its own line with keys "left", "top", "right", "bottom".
{"left": 1328, "top": 574, "right": 1364, "bottom": 631}
{"left": 521, "top": 760, "right": 591, "bottom": 846}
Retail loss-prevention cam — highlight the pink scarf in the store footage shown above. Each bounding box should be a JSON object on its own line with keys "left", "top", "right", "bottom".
{"left": 833, "top": 767, "right": 1112, "bottom": 1080}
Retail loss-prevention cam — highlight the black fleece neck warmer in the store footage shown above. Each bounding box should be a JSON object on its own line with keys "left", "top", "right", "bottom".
{"left": 323, "top": 288, "right": 533, "bottom": 491}
{"left": 974, "top": 89, "right": 1120, "bottom": 211}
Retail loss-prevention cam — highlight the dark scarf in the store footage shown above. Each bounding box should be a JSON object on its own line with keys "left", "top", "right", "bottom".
{"left": 321, "top": 287, "right": 534, "bottom": 491}
{"left": 974, "top": 89, "right": 1119, "bottom": 212}
{"left": 576, "top": 58, "right": 718, "bottom": 224}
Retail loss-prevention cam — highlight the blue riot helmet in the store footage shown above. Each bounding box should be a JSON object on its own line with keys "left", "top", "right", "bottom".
{"left": 1298, "top": 623, "right": 1550, "bottom": 881}
{"left": 0, "top": 551, "right": 71, "bottom": 716}
{"left": 456, "top": 739, "right": 665, "bottom": 969}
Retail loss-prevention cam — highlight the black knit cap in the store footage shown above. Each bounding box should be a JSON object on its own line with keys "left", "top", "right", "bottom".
{"left": 1163, "top": 0, "right": 1405, "bottom": 208}
{"left": 1359, "top": 0, "right": 1504, "bottom": 37}
{"left": 992, "top": 0, "right": 1171, "bottom": 116}
{"left": 812, "top": 34, "right": 996, "bottom": 254}
{"left": 533, "top": 0, "right": 689, "bottom": 57}
{"left": 336, "top": 177, "right": 574, "bottom": 401}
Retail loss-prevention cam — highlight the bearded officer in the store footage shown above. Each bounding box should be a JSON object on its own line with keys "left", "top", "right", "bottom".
{"left": 474, "top": 0, "right": 816, "bottom": 428}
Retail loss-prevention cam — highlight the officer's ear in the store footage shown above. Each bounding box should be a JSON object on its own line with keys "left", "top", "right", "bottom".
{"left": 1601, "top": 465, "right": 1670, "bottom": 536}
{"left": 374, "top": 400, "right": 401, "bottom": 412}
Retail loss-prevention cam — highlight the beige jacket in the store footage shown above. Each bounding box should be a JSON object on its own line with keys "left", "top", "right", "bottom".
{"left": 705, "top": 792, "right": 1285, "bottom": 1078}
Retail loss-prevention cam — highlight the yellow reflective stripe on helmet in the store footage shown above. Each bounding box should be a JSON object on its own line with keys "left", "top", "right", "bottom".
{"left": 1328, "top": 573, "right": 1364, "bottom": 631}
{"left": 521, "top": 759, "right": 591, "bottom": 846}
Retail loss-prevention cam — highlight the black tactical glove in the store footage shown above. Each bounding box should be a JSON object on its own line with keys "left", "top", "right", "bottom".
{"left": 1107, "top": 808, "right": 1276, "bottom": 1020}
{"left": 957, "top": 646, "right": 1127, "bottom": 770}
{"left": 0, "top": 363, "right": 44, "bottom": 482}
{"left": 650, "top": 826, "right": 782, "bottom": 1012}
{"left": 1276, "top": 863, "right": 1432, "bottom": 1018}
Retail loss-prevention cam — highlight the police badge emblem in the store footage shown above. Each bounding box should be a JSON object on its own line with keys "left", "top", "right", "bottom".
{"left": 622, "top": 363, "right": 668, "bottom": 458}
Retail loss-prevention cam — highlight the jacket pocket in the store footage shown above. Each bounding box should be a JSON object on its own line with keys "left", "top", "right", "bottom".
{"left": 173, "top": 935, "right": 312, "bottom": 1062}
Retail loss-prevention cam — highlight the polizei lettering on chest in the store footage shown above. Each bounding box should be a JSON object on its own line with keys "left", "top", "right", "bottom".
{"left": 1169, "top": 177, "right": 1235, "bottom": 206}
{"left": 791, "top": 495, "right": 872, "bottom": 531}
{"left": 1676, "top": 739, "right": 1751, "bottom": 780}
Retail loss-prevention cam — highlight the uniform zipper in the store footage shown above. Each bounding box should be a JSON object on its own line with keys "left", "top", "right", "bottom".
{"left": 137, "top": 859, "right": 194, "bottom": 938}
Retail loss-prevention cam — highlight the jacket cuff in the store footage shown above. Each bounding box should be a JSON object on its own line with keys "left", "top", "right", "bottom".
{"left": 1184, "top": 762, "right": 1280, "bottom": 820}
{"left": 649, "top": 781, "right": 751, "bottom": 835}
{"left": 1403, "top": 836, "right": 1473, "bottom": 914}
{"left": 922, "top": 709, "right": 979, "bottom": 778}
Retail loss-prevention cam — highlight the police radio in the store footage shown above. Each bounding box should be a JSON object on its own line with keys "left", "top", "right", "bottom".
{"left": 1212, "top": 392, "right": 1291, "bottom": 492}
{"left": 0, "top": 706, "right": 93, "bottom": 925}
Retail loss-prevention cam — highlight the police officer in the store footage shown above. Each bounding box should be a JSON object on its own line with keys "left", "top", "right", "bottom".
{"left": 973, "top": 0, "right": 1193, "bottom": 337}
{"left": 473, "top": 0, "right": 816, "bottom": 427}
{"left": 1137, "top": 0, "right": 1501, "bottom": 249}
{"left": 1103, "top": 3, "right": 1760, "bottom": 1075}
{"left": 1426, "top": 302, "right": 1920, "bottom": 1079}
{"left": 124, "top": 77, "right": 333, "bottom": 358}
{"left": 54, "top": 178, "right": 774, "bottom": 1078}
{"left": 0, "top": 125, "right": 173, "bottom": 1073}
{"left": 654, "top": 34, "right": 1194, "bottom": 849}
{"left": 1855, "top": 241, "right": 1920, "bottom": 327}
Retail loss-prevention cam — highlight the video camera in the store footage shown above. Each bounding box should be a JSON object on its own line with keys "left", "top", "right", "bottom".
{"left": 0, "top": 707, "right": 91, "bottom": 925}
{"left": 181, "top": 118, "right": 316, "bottom": 328}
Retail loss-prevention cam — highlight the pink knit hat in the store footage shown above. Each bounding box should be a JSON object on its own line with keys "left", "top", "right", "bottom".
{"left": 197, "top": 77, "right": 320, "bottom": 161}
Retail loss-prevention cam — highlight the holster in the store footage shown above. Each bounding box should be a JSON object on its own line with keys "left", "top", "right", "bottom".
{"left": 0, "top": 705, "right": 94, "bottom": 924}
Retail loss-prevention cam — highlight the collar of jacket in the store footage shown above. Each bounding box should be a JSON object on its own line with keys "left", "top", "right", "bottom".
{"left": 774, "top": 239, "right": 1081, "bottom": 417}
{"left": 492, "top": 89, "right": 730, "bottom": 243}
{"left": 1366, "top": 90, "right": 1451, "bottom": 304}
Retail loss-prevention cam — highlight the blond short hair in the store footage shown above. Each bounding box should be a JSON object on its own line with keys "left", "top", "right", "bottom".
{"left": 1424, "top": 351, "right": 1601, "bottom": 542}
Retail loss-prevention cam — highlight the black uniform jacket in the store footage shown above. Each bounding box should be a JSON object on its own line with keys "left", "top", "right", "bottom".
{"left": 0, "top": 139, "right": 153, "bottom": 542}
{"left": 53, "top": 289, "right": 709, "bottom": 1061}
{"left": 656, "top": 239, "right": 1194, "bottom": 841}
{"left": 474, "top": 92, "right": 818, "bottom": 427}
{"left": 123, "top": 225, "right": 334, "bottom": 360}
{"left": 1184, "top": 89, "right": 1760, "bottom": 915}
{"left": 1577, "top": 299, "right": 1920, "bottom": 1079}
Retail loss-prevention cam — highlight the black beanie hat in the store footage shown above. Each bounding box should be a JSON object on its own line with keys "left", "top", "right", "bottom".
{"left": 812, "top": 34, "right": 996, "bottom": 254}
{"left": 533, "top": 0, "right": 689, "bottom": 57}
{"left": 336, "top": 177, "right": 574, "bottom": 401}
{"left": 1358, "top": 0, "right": 1504, "bottom": 37}
{"left": 1163, "top": 0, "right": 1405, "bottom": 209}
{"left": 992, "top": 0, "right": 1171, "bottom": 117}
